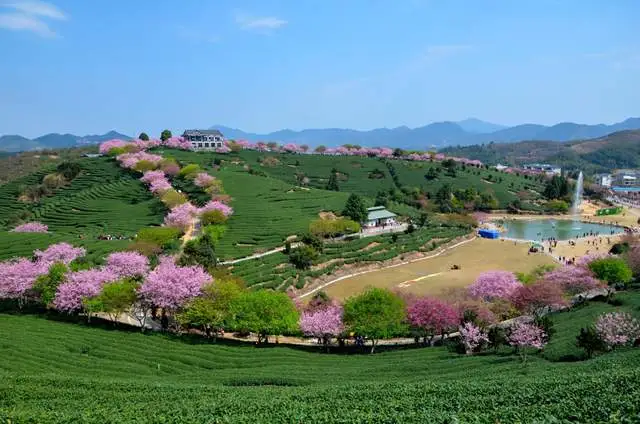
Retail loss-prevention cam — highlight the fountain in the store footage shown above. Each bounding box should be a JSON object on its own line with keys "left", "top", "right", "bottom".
{"left": 571, "top": 171, "right": 584, "bottom": 216}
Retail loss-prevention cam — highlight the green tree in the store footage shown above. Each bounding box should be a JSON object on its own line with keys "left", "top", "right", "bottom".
{"left": 392, "top": 148, "right": 406, "bottom": 157}
{"left": 543, "top": 175, "right": 570, "bottom": 200}
{"left": 424, "top": 167, "right": 438, "bottom": 181}
{"left": 374, "top": 190, "right": 389, "bottom": 207}
{"left": 56, "top": 162, "right": 82, "bottom": 180}
{"left": 160, "top": 129, "right": 172, "bottom": 142}
{"left": 343, "top": 288, "right": 406, "bottom": 353}
{"left": 138, "top": 132, "right": 149, "bottom": 141}
{"left": 545, "top": 199, "right": 569, "bottom": 213}
{"left": 179, "top": 233, "right": 217, "bottom": 269}
{"left": 435, "top": 183, "right": 454, "bottom": 213}
{"left": 326, "top": 169, "right": 340, "bottom": 191}
{"left": 314, "top": 145, "right": 327, "bottom": 153}
{"left": 475, "top": 191, "right": 499, "bottom": 211}
{"left": 201, "top": 209, "right": 228, "bottom": 226}
{"left": 289, "top": 245, "right": 318, "bottom": 269}
{"left": 230, "top": 290, "right": 299, "bottom": 343}
{"left": 576, "top": 326, "right": 606, "bottom": 359}
{"left": 589, "top": 257, "right": 633, "bottom": 287}
{"left": 87, "top": 280, "right": 138, "bottom": 323}
{"left": 177, "top": 279, "right": 244, "bottom": 339}
{"left": 342, "top": 193, "right": 368, "bottom": 223}
{"left": 33, "top": 262, "right": 68, "bottom": 306}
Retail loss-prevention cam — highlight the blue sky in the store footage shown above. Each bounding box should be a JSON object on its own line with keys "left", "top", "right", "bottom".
{"left": 1, "top": 0, "right": 639, "bottom": 138}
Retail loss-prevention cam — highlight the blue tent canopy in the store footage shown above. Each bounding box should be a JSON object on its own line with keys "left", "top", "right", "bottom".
{"left": 478, "top": 229, "right": 500, "bottom": 239}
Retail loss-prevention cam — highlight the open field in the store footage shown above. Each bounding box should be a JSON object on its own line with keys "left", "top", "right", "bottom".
{"left": 2, "top": 291, "right": 640, "bottom": 423}
{"left": 322, "top": 238, "right": 556, "bottom": 300}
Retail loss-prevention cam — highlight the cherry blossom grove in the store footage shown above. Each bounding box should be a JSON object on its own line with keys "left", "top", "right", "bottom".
{"left": 11, "top": 222, "right": 48, "bottom": 233}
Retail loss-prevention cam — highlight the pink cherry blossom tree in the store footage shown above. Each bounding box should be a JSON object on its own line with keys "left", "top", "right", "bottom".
{"left": 459, "top": 322, "right": 489, "bottom": 354}
{"left": 0, "top": 258, "right": 49, "bottom": 303}
{"left": 34, "top": 243, "right": 86, "bottom": 266}
{"left": 105, "top": 251, "right": 150, "bottom": 279}
{"left": 508, "top": 321, "right": 547, "bottom": 362}
{"left": 199, "top": 200, "right": 233, "bottom": 217}
{"left": 299, "top": 304, "right": 344, "bottom": 349}
{"left": 138, "top": 260, "right": 211, "bottom": 310}
{"left": 53, "top": 269, "right": 119, "bottom": 312}
{"left": 194, "top": 172, "right": 216, "bottom": 188}
{"left": 511, "top": 281, "right": 568, "bottom": 315}
{"left": 164, "top": 202, "right": 199, "bottom": 230}
{"left": 541, "top": 265, "right": 603, "bottom": 295}
{"left": 407, "top": 297, "right": 460, "bottom": 344}
{"left": 149, "top": 178, "right": 172, "bottom": 194}
{"left": 595, "top": 312, "right": 640, "bottom": 349}
{"left": 99, "top": 139, "right": 127, "bottom": 154}
{"left": 468, "top": 271, "right": 522, "bottom": 301}
{"left": 140, "top": 170, "right": 166, "bottom": 184}
{"left": 11, "top": 222, "right": 48, "bottom": 233}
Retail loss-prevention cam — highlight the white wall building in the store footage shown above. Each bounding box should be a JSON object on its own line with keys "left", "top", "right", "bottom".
{"left": 182, "top": 129, "right": 225, "bottom": 151}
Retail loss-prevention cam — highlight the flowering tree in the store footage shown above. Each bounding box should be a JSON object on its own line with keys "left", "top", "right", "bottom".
{"left": 149, "top": 178, "right": 172, "bottom": 194}
{"left": 407, "top": 297, "right": 460, "bottom": 344}
{"left": 164, "top": 202, "right": 199, "bottom": 230}
{"left": 116, "top": 152, "right": 163, "bottom": 169}
{"left": 595, "top": 312, "right": 640, "bottom": 349}
{"left": 299, "top": 304, "right": 344, "bottom": 349}
{"left": 53, "top": 269, "right": 118, "bottom": 312}
{"left": 163, "top": 136, "right": 192, "bottom": 150}
{"left": 456, "top": 300, "right": 497, "bottom": 327}
{"left": 99, "top": 139, "right": 127, "bottom": 154}
{"left": 541, "top": 265, "right": 603, "bottom": 295}
{"left": 34, "top": 243, "right": 86, "bottom": 266}
{"left": 511, "top": 281, "right": 568, "bottom": 315}
{"left": 508, "top": 321, "right": 547, "bottom": 362}
{"left": 468, "top": 271, "right": 522, "bottom": 301}
{"left": 0, "top": 258, "right": 49, "bottom": 303}
{"left": 105, "top": 251, "right": 150, "bottom": 279}
{"left": 575, "top": 253, "right": 609, "bottom": 267}
{"left": 138, "top": 260, "right": 211, "bottom": 310}
{"left": 194, "top": 173, "right": 216, "bottom": 188}
{"left": 459, "top": 322, "right": 489, "bottom": 354}
{"left": 140, "top": 170, "right": 166, "bottom": 184}
{"left": 11, "top": 222, "right": 48, "bottom": 233}
{"left": 199, "top": 200, "right": 233, "bottom": 217}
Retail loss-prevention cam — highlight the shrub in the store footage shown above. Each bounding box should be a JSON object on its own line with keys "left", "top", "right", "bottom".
{"left": 42, "top": 173, "right": 67, "bottom": 189}
{"left": 160, "top": 189, "right": 188, "bottom": 208}
{"left": 589, "top": 257, "right": 633, "bottom": 287}
{"left": 544, "top": 199, "right": 569, "bottom": 214}
{"left": 289, "top": 246, "right": 318, "bottom": 270}
{"left": 133, "top": 160, "right": 156, "bottom": 173}
{"left": 179, "top": 164, "right": 202, "bottom": 178}
{"left": 301, "top": 233, "right": 323, "bottom": 252}
{"left": 201, "top": 209, "right": 228, "bottom": 226}
{"left": 309, "top": 218, "right": 360, "bottom": 238}
{"left": 11, "top": 222, "right": 48, "bottom": 233}
{"left": 127, "top": 241, "right": 162, "bottom": 257}
{"left": 137, "top": 227, "right": 182, "bottom": 248}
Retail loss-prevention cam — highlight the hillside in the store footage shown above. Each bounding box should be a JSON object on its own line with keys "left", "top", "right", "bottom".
{"left": 441, "top": 130, "right": 640, "bottom": 172}
{"left": 211, "top": 117, "right": 640, "bottom": 149}
{"left": 2, "top": 291, "right": 640, "bottom": 423}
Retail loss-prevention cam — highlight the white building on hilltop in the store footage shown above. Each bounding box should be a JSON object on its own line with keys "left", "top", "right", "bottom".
{"left": 182, "top": 129, "right": 225, "bottom": 150}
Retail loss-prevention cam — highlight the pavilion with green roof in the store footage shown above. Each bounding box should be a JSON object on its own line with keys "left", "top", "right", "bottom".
{"left": 364, "top": 206, "right": 397, "bottom": 228}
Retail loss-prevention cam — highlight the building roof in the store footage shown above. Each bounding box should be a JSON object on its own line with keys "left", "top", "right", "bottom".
{"left": 182, "top": 129, "right": 224, "bottom": 137}
{"left": 366, "top": 206, "right": 397, "bottom": 221}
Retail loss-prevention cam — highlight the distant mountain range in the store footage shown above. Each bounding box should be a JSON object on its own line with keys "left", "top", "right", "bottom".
{"left": 211, "top": 118, "right": 640, "bottom": 150}
{"left": 2, "top": 117, "right": 640, "bottom": 152}
{"left": 0, "top": 131, "right": 130, "bottom": 152}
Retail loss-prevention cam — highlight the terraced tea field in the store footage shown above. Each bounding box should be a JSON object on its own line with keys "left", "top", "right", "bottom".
{"left": 0, "top": 157, "right": 164, "bottom": 261}
{"left": 2, "top": 292, "right": 640, "bottom": 423}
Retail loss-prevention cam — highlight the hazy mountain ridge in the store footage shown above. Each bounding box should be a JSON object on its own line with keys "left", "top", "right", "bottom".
{"left": 211, "top": 117, "right": 640, "bottom": 150}
{"left": 2, "top": 117, "right": 640, "bottom": 152}
{"left": 0, "top": 131, "right": 131, "bottom": 152}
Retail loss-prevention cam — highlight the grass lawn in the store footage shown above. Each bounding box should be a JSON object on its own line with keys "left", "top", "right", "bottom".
{"left": 323, "top": 238, "right": 556, "bottom": 300}
{"left": 1, "top": 292, "right": 640, "bottom": 423}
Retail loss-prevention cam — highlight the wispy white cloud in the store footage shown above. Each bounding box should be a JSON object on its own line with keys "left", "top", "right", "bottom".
{"left": 0, "top": 0, "right": 66, "bottom": 37}
{"left": 5, "top": 0, "right": 65, "bottom": 20}
{"left": 235, "top": 12, "right": 287, "bottom": 33}
{"left": 176, "top": 25, "right": 220, "bottom": 44}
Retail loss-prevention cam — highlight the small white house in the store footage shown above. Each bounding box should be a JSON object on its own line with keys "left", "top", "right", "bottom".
{"left": 182, "top": 129, "right": 225, "bottom": 151}
{"left": 364, "top": 206, "right": 397, "bottom": 228}
{"left": 495, "top": 164, "right": 509, "bottom": 172}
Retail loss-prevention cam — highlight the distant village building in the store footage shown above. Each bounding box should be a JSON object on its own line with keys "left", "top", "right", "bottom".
{"left": 364, "top": 206, "right": 397, "bottom": 228}
{"left": 522, "top": 163, "right": 562, "bottom": 176}
{"left": 612, "top": 169, "right": 639, "bottom": 187}
{"left": 494, "top": 164, "right": 509, "bottom": 171}
{"left": 594, "top": 173, "right": 612, "bottom": 187}
{"left": 182, "top": 129, "right": 225, "bottom": 151}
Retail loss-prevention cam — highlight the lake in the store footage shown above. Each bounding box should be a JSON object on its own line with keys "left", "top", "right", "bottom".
{"left": 500, "top": 219, "right": 623, "bottom": 241}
